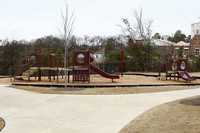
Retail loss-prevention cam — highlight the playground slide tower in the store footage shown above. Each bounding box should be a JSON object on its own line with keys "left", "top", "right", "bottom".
{"left": 73, "top": 50, "right": 119, "bottom": 83}
{"left": 171, "top": 59, "right": 196, "bottom": 81}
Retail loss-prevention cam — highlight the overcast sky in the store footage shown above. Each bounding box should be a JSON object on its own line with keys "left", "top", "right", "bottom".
{"left": 0, "top": 0, "right": 200, "bottom": 41}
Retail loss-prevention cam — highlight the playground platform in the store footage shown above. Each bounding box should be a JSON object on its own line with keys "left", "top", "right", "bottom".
{"left": 14, "top": 67, "right": 72, "bottom": 79}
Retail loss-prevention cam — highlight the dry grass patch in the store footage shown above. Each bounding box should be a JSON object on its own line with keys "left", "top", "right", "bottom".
{"left": 11, "top": 85, "right": 200, "bottom": 95}
{"left": 120, "top": 96, "right": 200, "bottom": 133}
{"left": 0, "top": 117, "right": 5, "bottom": 132}
{"left": 180, "top": 97, "right": 200, "bottom": 106}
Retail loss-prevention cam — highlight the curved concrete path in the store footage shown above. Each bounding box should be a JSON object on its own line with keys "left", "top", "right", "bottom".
{"left": 1, "top": 84, "right": 200, "bottom": 133}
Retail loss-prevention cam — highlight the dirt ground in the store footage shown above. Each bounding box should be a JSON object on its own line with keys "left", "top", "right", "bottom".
{"left": 1, "top": 73, "right": 200, "bottom": 95}
{"left": 120, "top": 96, "right": 200, "bottom": 133}
{"left": 0, "top": 78, "right": 12, "bottom": 85}
{"left": 0, "top": 117, "right": 5, "bottom": 132}
{"left": 8, "top": 73, "right": 200, "bottom": 86}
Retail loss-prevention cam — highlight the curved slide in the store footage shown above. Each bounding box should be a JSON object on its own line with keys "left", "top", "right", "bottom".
{"left": 90, "top": 64, "right": 119, "bottom": 79}
{"left": 177, "top": 71, "right": 196, "bottom": 81}
{"left": 89, "top": 54, "right": 119, "bottom": 79}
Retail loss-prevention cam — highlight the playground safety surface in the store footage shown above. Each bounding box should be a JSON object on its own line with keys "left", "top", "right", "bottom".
{"left": 9, "top": 73, "right": 200, "bottom": 88}
{"left": 1, "top": 74, "right": 200, "bottom": 95}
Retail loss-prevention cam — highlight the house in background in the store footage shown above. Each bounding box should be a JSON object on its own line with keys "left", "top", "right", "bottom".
{"left": 149, "top": 22, "right": 200, "bottom": 57}
{"left": 93, "top": 48, "right": 105, "bottom": 63}
{"left": 190, "top": 22, "right": 200, "bottom": 56}
{"left": 191, "top": 22, "right": 200, "bottom": 39}
{"left": 176, "top": 41, "right": 190, "bottom": 56}
{"left": 151, "top": 38, "right": 190, "bottom": 57}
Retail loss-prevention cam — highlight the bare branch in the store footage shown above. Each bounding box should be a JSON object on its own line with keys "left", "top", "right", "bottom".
{"left": 57, "top": 2, "right": 75, "bottom": 88}
{"left": 119, "top": 8, "right": 153, "bottom": 45}
{"left": 58, "top": 3, "right": 75, "bottom": 48}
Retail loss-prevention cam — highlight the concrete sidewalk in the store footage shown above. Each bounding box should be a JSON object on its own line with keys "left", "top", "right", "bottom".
{"left": 1, "top": 84, "right": 200, "bottom": 133}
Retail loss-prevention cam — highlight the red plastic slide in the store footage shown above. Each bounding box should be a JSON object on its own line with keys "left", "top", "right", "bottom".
{"left": 177, "top": 71, "right": 196, "bottom": 81}
{"left": 90, "top": 64, "right": 119, "bottom": 79}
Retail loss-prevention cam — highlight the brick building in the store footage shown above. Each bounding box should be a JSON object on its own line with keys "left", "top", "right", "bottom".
{"left": 151, "top": 39, "right": 190, "bottom": 57}
{"left": 190, "top": 35, "right": 200, "bottom": 55}
{"left": 190, "top": 22, "right": 200, "bottom": 56}
{"left": 150, "top": 22, "right": 200, "bottom": 57}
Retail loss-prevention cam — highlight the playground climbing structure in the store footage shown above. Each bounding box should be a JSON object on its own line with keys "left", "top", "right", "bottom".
{"left": 166, "top": 57, "right": 196, "bottom": 82}
{"left": 73, "top": 50, "right": 120, "bottom": 83}
{"left": 14, "top": 45, "right": 71, "bottom": 83}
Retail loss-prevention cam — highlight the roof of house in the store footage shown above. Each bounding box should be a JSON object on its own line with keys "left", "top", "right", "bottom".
{"left": 151, "top": 39, "right": 190, "bottom": 46}
{"left": 176, "top": 41, "right": 190, "bottom": 46}
{"left": 151, "top": 39, "right": 176, "bottom": 46}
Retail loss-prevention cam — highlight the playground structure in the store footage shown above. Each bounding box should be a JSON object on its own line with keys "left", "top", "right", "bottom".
{"left": 14, "top": 45, "right": 72, "bottom": 83}
{"left": 14, "top": 46, "right": 120, "bottom": 84}
{"left": 73, "top": 50, "right": 119, "bottom": 83}
{"left": 160, "top": 56, "right": 196, "bottom": 82}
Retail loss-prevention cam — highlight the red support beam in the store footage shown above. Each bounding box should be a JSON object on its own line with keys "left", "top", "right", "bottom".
{"left": 121, "top": 50, "right": 123, "bottom": 77}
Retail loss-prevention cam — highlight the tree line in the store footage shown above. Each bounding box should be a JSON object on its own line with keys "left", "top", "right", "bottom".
{"left": 0, "top": 29, "right": 193, "bottom": 75}
{"left": 0, "top": 9, "right": 197, "bottom": 75}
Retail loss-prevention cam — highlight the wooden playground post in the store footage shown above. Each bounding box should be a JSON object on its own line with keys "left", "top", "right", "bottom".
{"left": 67, "top": 48, "right": 70, "bottom": 83}
{"left": 166, "top": 56, "right": 168, "bottom": 80}
{"left": 53, "top": 44, "right": 56, "bottom": 81}
{"left": 28, "top": 65, "right": 30, "bottom": 82}
{"left": 121, "top": 50, "right": 123, "bottom": 77}
{"left": 57, "top": 59, "right": 59, "bottom": 84}
{"left": 158, "top": 55, "right": 161, "bottom": 76}
{"left": 72, "top": 48, "right": 75, "bottom": 83}
{"left": 38, "top": 69, "right": 41, "bottom": 81}
{"left": 38, "top": 46, "right": 41, "bottom": 81}
{"left": 173, "top": 59, "right": 175, "bottom": 81}
{"left": 53, "top": 71, "right": 55, "bottom": 81}
{"left": 48, "top": 45, "right": 51, "bottom": 81}
{"left": 186, "top": 55, "right": 188, "bottom": 71}
{"left": 88, "top": 49, "right": 90, "bottom": 83}
{"left": 62, "top": 58, "right": 64, "bottom": 79}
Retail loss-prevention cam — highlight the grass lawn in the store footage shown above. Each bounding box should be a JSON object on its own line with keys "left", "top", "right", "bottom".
{"left": 120, "top": 96, "right": 200, "bottom": 133}
{"left": 11, "top": 85, "right": 200, "bottom": 95}
{"left": 0, "top": 117, "right": 5, "bottom": 132}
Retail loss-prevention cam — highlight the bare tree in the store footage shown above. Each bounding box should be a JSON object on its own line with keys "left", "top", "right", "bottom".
{"left": 119, "top": 18, "right": 136, "bottom": 41}
{"left": 119, "top": 9, "right": 154, "bottom": 71}
{"left": 134, "top": 9, "right": 153, "bottom": 44}
{"left": 119, "top": 9, "right": 153, "bottom": 43}
{"left": 58, "top": 2, "right": 75, "bottom": 87}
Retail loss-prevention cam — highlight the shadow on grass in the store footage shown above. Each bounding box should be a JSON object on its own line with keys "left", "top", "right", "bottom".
{"left": 180, "top": 96, "right": 200, "bottom": 106}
